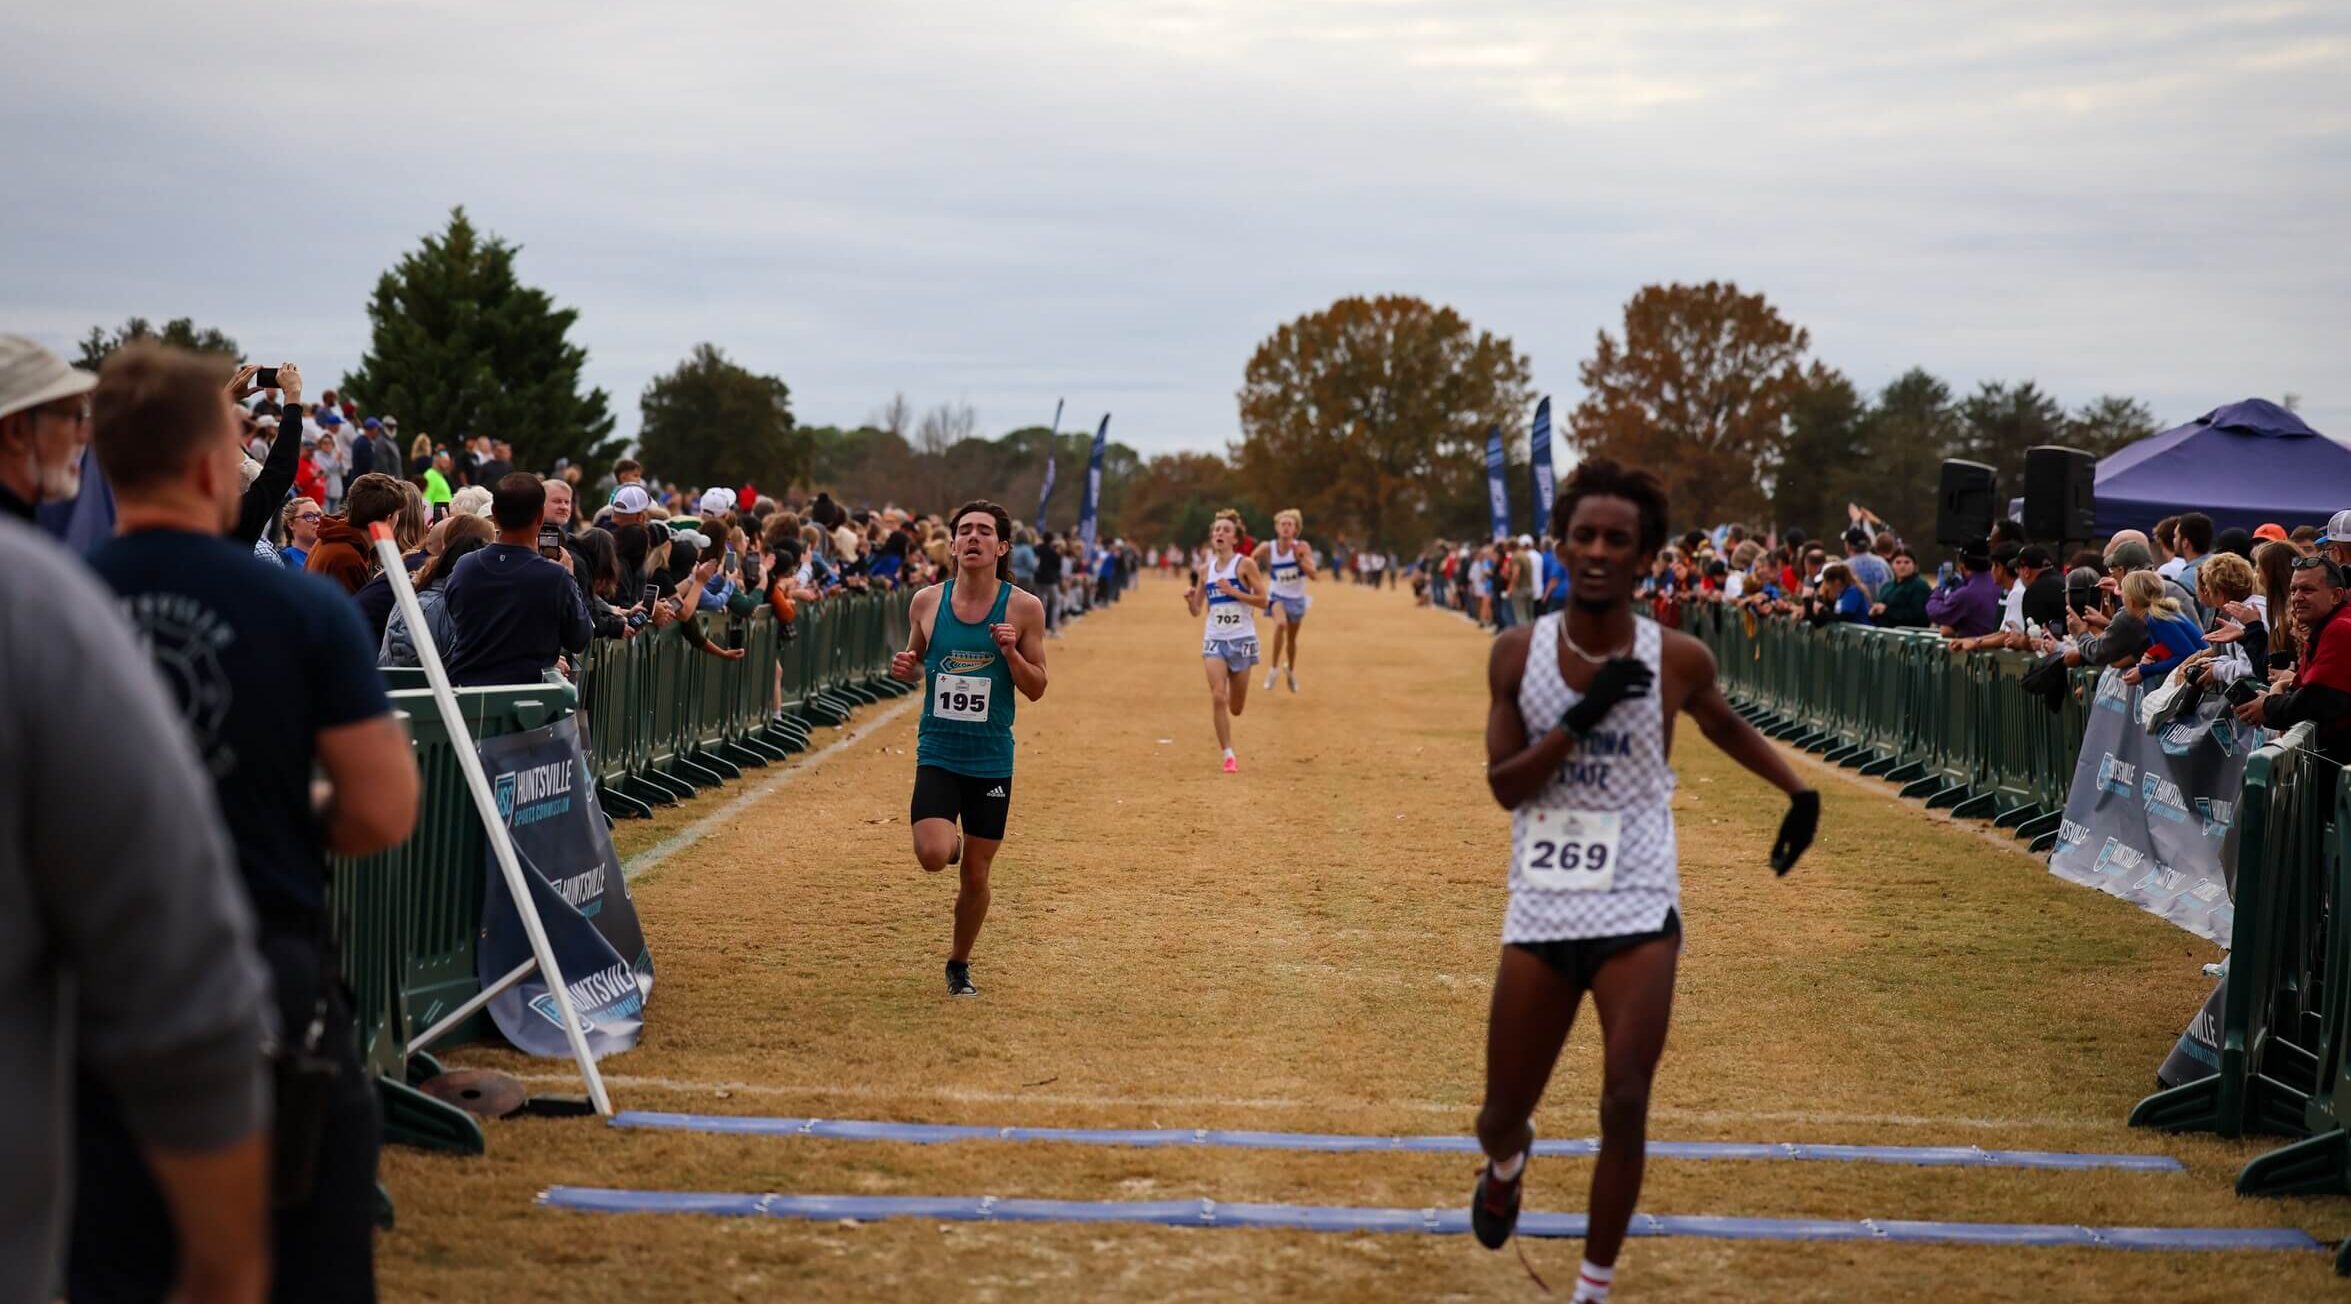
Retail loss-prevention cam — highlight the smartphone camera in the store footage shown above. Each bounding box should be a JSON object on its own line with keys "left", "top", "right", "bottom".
{"left": 252, "top": 366, "right": 280, "bottom": 390}
{"left": 2225, "top": 677, "right": 2264, "bottom": 708}
{"left": 538, "top": 527, "right": 563, "bottom": 559}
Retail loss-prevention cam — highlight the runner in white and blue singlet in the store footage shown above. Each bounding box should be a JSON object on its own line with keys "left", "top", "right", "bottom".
{"left": 1252, "top": 507, "right": 1318, "bottom": 694}
{"left": 1185, "top": 509, "right": 1265, "bottom": 773}
{"left": 1468, "top": 459, "right": 1819, "bottom": 1304}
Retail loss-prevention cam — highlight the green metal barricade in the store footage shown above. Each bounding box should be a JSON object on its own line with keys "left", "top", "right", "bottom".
{"left": 2133, "top": 724, "right": 2329, "bottom": 1152}
{"left": 328, "top": 679, "right": 576, "bottom": 1155}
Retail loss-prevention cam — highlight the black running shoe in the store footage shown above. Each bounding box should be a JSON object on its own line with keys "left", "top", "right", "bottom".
{"left": 945, "top": 960, "right": 978, "bottom": 997}
{"left": 1470, "top": 1158, "right": 1524, "bottom": 1250}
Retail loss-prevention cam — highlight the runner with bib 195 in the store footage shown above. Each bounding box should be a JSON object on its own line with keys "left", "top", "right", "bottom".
{"left": 1186, "top": 509, "right": 1266, "bottom": 774}
{"left": 889, "top": 500, "right": 1049, "bottom": 998}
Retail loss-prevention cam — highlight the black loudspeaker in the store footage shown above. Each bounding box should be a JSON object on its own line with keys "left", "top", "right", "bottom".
{"left": 1935, "top": 459, "right": 1998, "bottom": 547}
{"left": 2023, "top": 445, "right": 2097, "bottom": 543}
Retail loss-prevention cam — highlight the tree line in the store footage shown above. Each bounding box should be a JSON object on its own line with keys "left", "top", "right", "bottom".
{"left": 85, "top": 208, "right": 2179, "bottom": 549}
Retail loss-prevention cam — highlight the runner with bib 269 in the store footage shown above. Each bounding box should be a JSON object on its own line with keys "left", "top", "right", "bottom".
{"left": 1469, "top": 459, "right": 1819, "bottom": 1304}
{"left": 890, "top": 500, "right": 1049, "bottom": 998}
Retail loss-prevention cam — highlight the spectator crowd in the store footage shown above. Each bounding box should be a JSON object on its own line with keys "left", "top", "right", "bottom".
{"left": 0, "top": 331, "right": 1157, "bottom": 1302}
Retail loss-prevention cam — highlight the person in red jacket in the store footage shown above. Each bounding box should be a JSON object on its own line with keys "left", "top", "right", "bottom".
{"left": 292, "top": 434, "right": 328, "bottom": 506}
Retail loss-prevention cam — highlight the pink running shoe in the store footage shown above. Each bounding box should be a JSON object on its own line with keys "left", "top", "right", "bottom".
{"left": 1222, "top": 754, "right": 1239, "bottom": 774}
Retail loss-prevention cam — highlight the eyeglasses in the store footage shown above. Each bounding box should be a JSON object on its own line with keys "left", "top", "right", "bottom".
{"left": 40, "top": 401, "right": 92, "bottom": 427}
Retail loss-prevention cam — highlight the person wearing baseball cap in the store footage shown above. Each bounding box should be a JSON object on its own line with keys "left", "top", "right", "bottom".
{"left": 2319, "top": 510, "right": 2351, "bottom": 569}
{"left": 0, "top": 334, "right": 97, "bottom": 521}
{"left": 609, "top": 482, "right": 651, "bottom": 525}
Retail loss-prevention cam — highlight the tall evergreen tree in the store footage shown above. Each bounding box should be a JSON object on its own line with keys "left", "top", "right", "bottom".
{"left": 343, "top": 207, "right": 616, "bottom": 479}
{"left": 1853, "top": 368, "right": 1965, "bottom": 545}
{"left": 1956, "top": 379, "right": 2067, "bottom": 507}
{"left": 636, "top": 344, "right": 805, "bottom": 494}
{"left": 77, "top": 317, "right": 240, "bottom": 371}
{"left": 1771, "top": 363, "right": 1865, "bottom": 541}
{"left": 2066, "top": 394, "right": 2160, "bottom": 460}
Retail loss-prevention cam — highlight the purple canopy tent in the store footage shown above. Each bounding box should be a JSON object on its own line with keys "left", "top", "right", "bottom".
{"left": 2081, "top": 400, "right": 2348, "bottom": 536}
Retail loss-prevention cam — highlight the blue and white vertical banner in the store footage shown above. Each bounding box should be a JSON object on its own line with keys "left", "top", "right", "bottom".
{"left": 2045, "top": 670, "right": 2254, "bottom": 947}
{"left": 1530, "top": 398, "right": 1556, "bottom": 543}
{"left": 1078, "top": 414, "right": 1109, "bottom": 549}
{"left": 476, "top": 715, "right": 654, "bottom": 1059}
{"left": 1035, "top": 398, "right": 1062, "bottom": 528}
{"left": 1485, "top": 424, "right": 1510, "bottom": 543}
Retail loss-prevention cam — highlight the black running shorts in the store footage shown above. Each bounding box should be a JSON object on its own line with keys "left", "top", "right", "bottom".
{"left": 1511, "top": 910, "right": 1682, "bottom": 989}
{"left": 910, "top": 765, "right": 1013, "bottom": 841}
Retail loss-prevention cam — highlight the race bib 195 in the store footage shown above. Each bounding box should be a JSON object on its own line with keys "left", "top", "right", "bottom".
{"left": 1516, "top": 808, "right": 1621, "bottom": 892}
{"left": 933, "top": 671, "right": 993, "bottom": 722}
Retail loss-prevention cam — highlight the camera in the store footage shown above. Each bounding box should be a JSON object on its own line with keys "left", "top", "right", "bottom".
{"left": 627, "top": 582, "right": 661, "bottom": 630}
{"left": 252, "top": 366, "right": 280, "bottom": 390}
{"left": 2225, "top": 677, "right": 2264, "bottom": 708}
{"left": 539, "top": 526, "right": 563, "bottom": 559}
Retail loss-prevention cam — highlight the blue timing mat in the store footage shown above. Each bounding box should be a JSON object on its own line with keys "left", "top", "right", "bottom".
{"left": 607, "top": 1111, "right": 2185, "bottom": 1173}
{"left": 538, "top": 1187, "right": 2322, "bottom": 1253}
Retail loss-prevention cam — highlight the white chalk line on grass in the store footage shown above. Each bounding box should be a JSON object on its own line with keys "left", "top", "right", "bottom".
{"left": 622, "top": 697, "right": 918, "bottom": 884}
{"left": 512, "top": 1073, "right": 2105, "bottom": 1131}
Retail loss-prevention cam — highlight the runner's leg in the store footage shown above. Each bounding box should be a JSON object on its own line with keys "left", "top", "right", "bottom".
{"left": 1283, "top": 610, "right": 1302, "bottom": 671}
{"left": 913, "top": 818, "right": 958, "bottom": 873}
{"left": 950, "top": 836, "right": 1001, "bottom": 963}
{"left": 1476, "top": 944, "right": 1584, "bottom": 1162}
{"left": 1264, "top": 608, "right": 1286, "bottom": 688}
{"left": 1579, "top": 937, "right": 1679, "bottom": 1269}
{"left": 1204, "top": 658, "right": 1234, "bottom": 751}
{"left": 1227, "top": 657, "right": 1251, "bottom": 718}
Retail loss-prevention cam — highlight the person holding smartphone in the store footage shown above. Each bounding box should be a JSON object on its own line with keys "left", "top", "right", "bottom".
{"left": 441, "top": 473, "right": 591, "bottom": 687}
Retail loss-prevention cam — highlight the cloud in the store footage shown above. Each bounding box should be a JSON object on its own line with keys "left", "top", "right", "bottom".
{"left": 0, "top": 0, "right": 2345, "bottom": 461}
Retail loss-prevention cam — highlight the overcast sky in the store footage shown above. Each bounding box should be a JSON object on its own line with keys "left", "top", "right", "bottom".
{"left": 3, "top": 1, "right": 2345, "bottom": 456}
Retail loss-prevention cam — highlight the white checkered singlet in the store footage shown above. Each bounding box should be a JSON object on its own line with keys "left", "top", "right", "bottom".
{"left": 1503, "top": 613, "right": 1680, "bottom": 944}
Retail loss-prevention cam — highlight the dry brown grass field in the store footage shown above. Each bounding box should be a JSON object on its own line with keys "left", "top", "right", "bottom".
{"left": 381, "top": 576, "right": 2351, "bottom": 1301}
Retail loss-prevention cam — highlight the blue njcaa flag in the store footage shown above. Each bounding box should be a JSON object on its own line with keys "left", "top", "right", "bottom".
{"left": 1530, "top": 398, "right": 1556, "bottom": 543}
{"left": 1077, "top": 414, "right": 1109, "bottom": 548}
{"left": 1035, "top": 398, "right": 1062, "bottom": 527}
{"left": 476, "top": 715, "right": 653, "bottom": 1058}
{"left": 1485, "top": 424, "right": 1510, "bottom": 542}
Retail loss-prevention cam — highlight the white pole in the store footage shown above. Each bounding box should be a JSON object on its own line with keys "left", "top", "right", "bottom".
{"left": 406, "top": 957, "right": 535, "bottom": 1058}
{"left": 368, "top": 524, "right": 613, "bottom": 1116}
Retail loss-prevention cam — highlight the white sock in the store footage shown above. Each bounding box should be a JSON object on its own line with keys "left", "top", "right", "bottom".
{"left": 1570, "top": 1260, "right": 1613, "bottom": 1303}
{"left": 1491, "top": 1150, "right": 1525, "bottom": 1181}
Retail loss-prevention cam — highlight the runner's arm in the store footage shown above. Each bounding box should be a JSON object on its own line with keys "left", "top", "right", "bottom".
{"left": 1217, "top": 558, "right": 1267, "bottom": 605}
{"left": 994, "top": 590, "right": 1049, "bottom": 701}
{"left": 1298, "top": 544, "right": 1319, "bottom": 580}
{"left": 1484, "top": 627, "right": 1578, "bottom": 809}
{"left": 891, "top": 586, "right": 938, "bottom": 682}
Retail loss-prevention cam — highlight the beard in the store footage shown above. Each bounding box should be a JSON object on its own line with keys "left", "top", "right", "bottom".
{"left": 35, "top": 456, "right": 80, "bottom": 503}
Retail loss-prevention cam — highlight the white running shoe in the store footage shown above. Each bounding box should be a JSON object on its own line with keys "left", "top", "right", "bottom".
{"left": 1264, "top": 670, "right": 1278, "bottom": 690}
{"left": 1286, "top": 668, "right": 1297, "bottom": 693}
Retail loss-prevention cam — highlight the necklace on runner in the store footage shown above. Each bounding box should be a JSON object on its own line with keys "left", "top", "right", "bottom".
{"left": 1561, "top": 621, "right": 1632, "bottom": 664}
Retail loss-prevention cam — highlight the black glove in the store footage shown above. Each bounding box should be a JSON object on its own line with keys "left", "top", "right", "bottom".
{"left": 1560, "top": 657, "right": 1654, "bottom": 737}
{"left": 1770, "top": 790, "right": 1820, "bottom": 876}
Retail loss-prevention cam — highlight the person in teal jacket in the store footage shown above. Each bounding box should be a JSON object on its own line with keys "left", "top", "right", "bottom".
{"left": 888, "top": 499, "right": 1050, "bottom": 997}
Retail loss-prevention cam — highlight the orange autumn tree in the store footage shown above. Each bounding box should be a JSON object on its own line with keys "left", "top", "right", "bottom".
{"left": 1567, "top": 282, "right": 1811, "bottom": 529}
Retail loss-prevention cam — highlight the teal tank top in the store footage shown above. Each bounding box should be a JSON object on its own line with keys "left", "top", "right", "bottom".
{"left": 917, "top": 579, "right": 1017, "bottom": 778}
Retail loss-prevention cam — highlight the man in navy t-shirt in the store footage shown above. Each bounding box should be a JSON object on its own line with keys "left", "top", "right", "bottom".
{"left": 77, "top": 343, "right": 421, "bottom": 1301}
{"left": 444, "top": 473, "right": 592, "bottom": 686}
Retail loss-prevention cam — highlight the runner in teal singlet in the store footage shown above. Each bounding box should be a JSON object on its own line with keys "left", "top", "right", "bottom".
{"left": 889, "top": 500, "right": 1049, "bottom": 996}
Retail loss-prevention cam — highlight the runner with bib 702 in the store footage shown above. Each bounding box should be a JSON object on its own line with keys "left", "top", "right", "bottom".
{"left": 889, "top": 500, "right": 1048, "bottom": 998}
{"left": 1468, "top": 459, "right": 1819, "bottom": 1304}
{"left": 1186, "top": 509, "right": 1266, "bottom": 774}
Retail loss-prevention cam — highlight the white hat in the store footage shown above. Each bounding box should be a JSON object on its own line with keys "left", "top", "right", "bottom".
{"left": 610, "top": 483, "right": 651, "bottom": 514}
{"left": 451, "top": 485, "right": 495, "bottom": 518}
{"left": 0, "top": 334, "right": 96, "bottom": 422}
{"left": 671, "top": 527, "right": 712, "bottom": 550}
{"left": 1517, "top": 534, "right": 1535, "bottom": 547}
{"left": 2325, "top": 509, "right": 2351, "bottom": 545}
{"left": 697, "top": 486, "right": 737, "bottom": 516}
{"left": 255, "top": 414, "right": 280, "bottom": 430}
